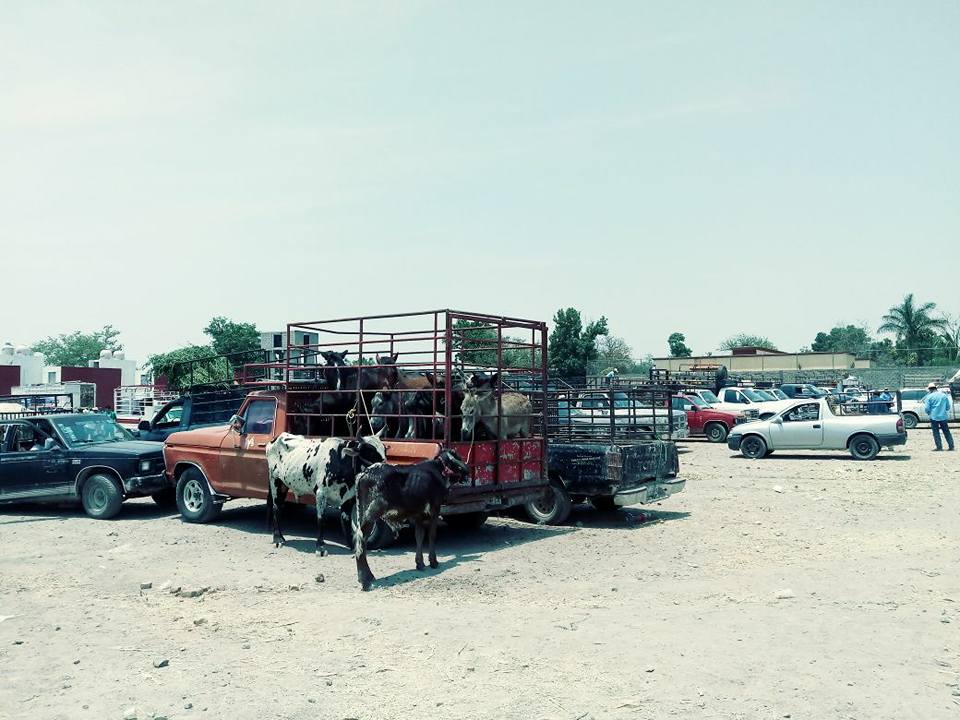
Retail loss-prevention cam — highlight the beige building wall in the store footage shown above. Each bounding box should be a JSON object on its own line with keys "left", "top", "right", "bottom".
{"left": 653, "top": 352, "right": 863, "bottom": 372}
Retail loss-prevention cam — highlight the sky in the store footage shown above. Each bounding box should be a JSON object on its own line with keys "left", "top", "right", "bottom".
{"left": 1, "top": 1, "right": 958, "bottom": 364}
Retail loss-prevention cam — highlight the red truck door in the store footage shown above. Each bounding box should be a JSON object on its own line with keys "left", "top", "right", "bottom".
{"left": 218, "top": 397, "right": 277, "bottom": 498}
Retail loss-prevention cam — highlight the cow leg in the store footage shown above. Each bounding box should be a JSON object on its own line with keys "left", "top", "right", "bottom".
{"left": 315, "top": 488, "right": 329, "bottom": 557}
{"left": 414, "top": 521, "right": 426, "bottom": 571}
{"left": 427, "top": 502, "right": 441, "bottom": 569}
{"left": 271, "top": 479, "right": 288, "bottom": 548}
{"left": 354, "top": 489, "right": 387, "bottom": 591}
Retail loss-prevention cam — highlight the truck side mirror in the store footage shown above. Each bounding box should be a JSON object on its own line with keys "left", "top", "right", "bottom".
{"left": 138, "top": 419, "right": 151, "bottom": 432}
{"left": 230, "top": 415, "right": 245, "bottom": 433}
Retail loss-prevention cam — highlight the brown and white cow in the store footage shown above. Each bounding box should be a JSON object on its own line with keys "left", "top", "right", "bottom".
{"left": 265, "top": 430, "right": 386, "bottom": 554}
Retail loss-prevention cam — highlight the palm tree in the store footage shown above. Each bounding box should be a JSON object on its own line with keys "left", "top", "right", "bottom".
{"left": 878, "top": 294, "right": 947, "bottom": 365}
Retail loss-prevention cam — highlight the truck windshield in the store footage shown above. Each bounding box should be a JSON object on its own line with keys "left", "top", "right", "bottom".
{"left": 52, "top": 415, "right": 134, "bottom": 447}
{"left": 742, "top": 389, "right": 767, "bottom": 402}
{"left": 686, "top": 395, "right": 707, "bottom": 408}
{"left": 754, "top": 390, "right": 776, "bottom": 401}
{"left": 700, "top": 391, "right": 719, "bottom": 403}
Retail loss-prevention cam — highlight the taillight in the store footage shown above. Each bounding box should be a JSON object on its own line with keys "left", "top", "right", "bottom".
{"left": 896, "top": 418, "right": 904, "bottom": 433}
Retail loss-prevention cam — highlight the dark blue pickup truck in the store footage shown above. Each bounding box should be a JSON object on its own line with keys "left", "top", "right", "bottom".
{"left": 0, "top": 413, "right": 167, "bottom": 519}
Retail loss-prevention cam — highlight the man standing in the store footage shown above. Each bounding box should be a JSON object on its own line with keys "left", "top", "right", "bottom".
{"left": 923, "top": 382, "right": 955, "bottom": 451}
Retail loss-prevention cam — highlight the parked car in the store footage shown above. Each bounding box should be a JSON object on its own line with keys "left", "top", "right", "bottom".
{"left": 683, "top": 388, "right": 759, "bottom": 419}
{"left": 672, "top": 394, "right": 745, "bottom": 442}
{"left": 779, "top": 383, "right": 829, "bottom": 399}
{"left": 726, "top": 398, "right": 907, "bottom": 460}
{"left": 0, "top": 413, "right": 167, "bottom": 518}
{"left": 540, "top": 382, "right": 686, "bottom": 524}
{"left": 558, "top": 390, "right": 689, "bottom": 440}
{"left": 712, "top": 386, "right": 793, "bottom": 419}
{"left": 899, "top": 386, "right": 958, "bottom": 428}
{"left": 135, "top": 387, "right": 251, "bottom": 442}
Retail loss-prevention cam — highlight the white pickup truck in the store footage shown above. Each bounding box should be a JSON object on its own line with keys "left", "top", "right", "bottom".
{"left": 685, "top": 386, "right": 792, "bottom": 420}
{"left": 899, "top": 387, "right": 959, "bottom": 428}
{"left": 726, "top": 397, "right": 907, "bottom": 460}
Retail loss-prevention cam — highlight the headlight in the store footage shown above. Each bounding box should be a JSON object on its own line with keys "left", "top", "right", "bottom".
{"left": 139, "top": 459, "right": 152, "bottom": 473}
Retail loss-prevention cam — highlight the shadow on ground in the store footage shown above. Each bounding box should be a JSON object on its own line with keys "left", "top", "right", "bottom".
{"left": 729, "top": 453, "right": 911, "bottom": 462}
{"left": 0, "top": 497, "right": 177, "bottom": 525}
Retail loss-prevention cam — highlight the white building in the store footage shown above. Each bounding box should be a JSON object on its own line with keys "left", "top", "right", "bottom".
{"left": 0, "top": 343, "right": 46, "bottom": 385}
{"left": 260, "top": 329, "right": 319, "bottom": 365}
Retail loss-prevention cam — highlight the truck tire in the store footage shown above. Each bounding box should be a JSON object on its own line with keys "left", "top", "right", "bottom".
{"left": 81, "top": 474, "right": 124, "bottom": 519}
{"left": 524, "top": 481, "right": 572, "bottom": 525}
{"left": 342, "top": 501, "right": 396, "bottom": 550}
{"left": 902, "top": 413, "right": 919, "bottom": 429}
{"left": 443, "top": 512, "right": 489, "bottom": 531}
{"left": 151, "top": 488, "right": 177, "bottom": 509}
{"left": 176, "top": 469, "right": 222, "bottom": 524}
{"left": 740, "top": 435, "right": 768, "bottom": 460}
{"left": 704, "top": 422, "right": 728, "bottom": 443}
{"left": 848, "top": 434, "right": 880, "bottom": 461}
{"left": 589, "top": 495, "right": 618, "bottom": 511}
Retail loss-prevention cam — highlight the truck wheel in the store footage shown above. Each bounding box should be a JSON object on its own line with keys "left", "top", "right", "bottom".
{"left": 849, "top": 434, "right": 880, "bottom": 461}
{"left": 176, "top": 469, "right": 222, "bottom": 524}
{"left": 704, "top": 422, "right": 728, "bottom": 443}
{"left": 902, "top": 413, "right": 919, "bottom": 429}
{"left": 342, "top": 501, "right": 396, "bottom": 550}
{"left": 740, "top": 435, "right": 768, "bottom": 459}
{"left": 81, "top": 474, "right": 124, "bottom": 519}
{"left": 443, "top": 512, "right": 489, "bottom": 531}
{"left": 151, "top": 488, "right": 177, "bottom": 509}
{"left": 524, "top": 482, "right": 572, "bottom": 525}
{"left": 589, "top": 495, "right": 618, "bottom": 511}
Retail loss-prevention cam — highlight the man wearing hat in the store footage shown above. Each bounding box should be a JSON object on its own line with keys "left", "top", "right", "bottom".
{"left": 923, "top": 383, "right": 954, "bottom": 451}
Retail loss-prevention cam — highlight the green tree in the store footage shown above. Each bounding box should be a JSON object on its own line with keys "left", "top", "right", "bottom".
{"left": 596, "top": 335, "right": 639, "bottom": 373}
{"left": 146, "top": 346, "right": 231, "bottom": 391}
{"left": 719, "top": 334, "right": 777, "bottom": 351}
{"left": 203, "top": 316, "right": 261, "bottom": 360}
{"left": 937, "top": 313, "right": 960, "bottom": 363}
{"left": 449, "top": 319, "right": 536, "bottom": 369}
{"left": 667, "top": 332, "right": 692, "bottom": 358}
{"left": 548, "top": 308, "right": 608, "bottom": 377}
{"left": 878, "top": 294, "right": 946, "bottom": 366}
{"left": 810, "top": 324, "right": 873, "bottom": 356}
{"left": 32, "top": 325, "right": 123, "bottom": 366}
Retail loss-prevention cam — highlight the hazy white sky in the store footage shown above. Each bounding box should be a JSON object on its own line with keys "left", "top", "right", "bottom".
{"left": 2, "top": 1, "right": 957, "bottom": 363}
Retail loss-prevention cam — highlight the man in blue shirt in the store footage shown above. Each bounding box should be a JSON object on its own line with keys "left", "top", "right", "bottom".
{"left": 923, "top": 382, "right": 955, "bottom": 451}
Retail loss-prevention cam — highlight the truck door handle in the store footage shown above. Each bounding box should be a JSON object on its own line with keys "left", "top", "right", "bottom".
{"left": 812, "top": 424, "right": 821, "bottom": 428}
{"left": 256, "top": 443, "right": 267, "bottom": 447}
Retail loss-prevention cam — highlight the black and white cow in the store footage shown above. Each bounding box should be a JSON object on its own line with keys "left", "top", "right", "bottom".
{"left": 353, "top": 449, "right": 470, "bottom": 591}
{"left": 265, "top": 430, "right": 386, "bottom": 555}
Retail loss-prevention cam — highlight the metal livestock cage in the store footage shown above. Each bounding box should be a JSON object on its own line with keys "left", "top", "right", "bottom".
{"left": 279, "top": 310, "right": 549, "bottom": 492}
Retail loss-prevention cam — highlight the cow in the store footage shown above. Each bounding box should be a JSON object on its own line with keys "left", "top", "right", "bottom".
{"left": 265, "top": 430, "right": 386, "bottom": 555}
{"left": 353, "top": 449, "right": 470, "bottom": 591}
{"left": 460, "top": 372, "right": 532, "bottom": 440}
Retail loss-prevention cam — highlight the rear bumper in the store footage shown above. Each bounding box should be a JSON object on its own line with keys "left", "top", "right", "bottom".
{"left": 877, "top": 432, "right": 908, "bottom": 447}
{"left": 727, "top": 435, "right": 743, "bottom": 451}
{"left": 613, "top": 476, "right": 685, "bottom": 507}
{"left": 123, "top": 473, "right": 169, "bottom": 495}
{"left": 442, "top": 484, "right": 547, "bottom": 515}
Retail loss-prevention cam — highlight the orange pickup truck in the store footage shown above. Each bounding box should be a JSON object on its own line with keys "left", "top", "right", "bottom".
{"left": 162, "top": 387, "right": 547, "bottom": 544}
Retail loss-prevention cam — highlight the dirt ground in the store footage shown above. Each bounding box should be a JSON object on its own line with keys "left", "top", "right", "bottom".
{"left": 1, "top": 433, "right": 958, "bottom": 720}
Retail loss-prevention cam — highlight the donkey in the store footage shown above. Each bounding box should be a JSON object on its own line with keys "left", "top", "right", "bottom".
{"left": 460, "top": 372, "right": 532, "bottom": 440}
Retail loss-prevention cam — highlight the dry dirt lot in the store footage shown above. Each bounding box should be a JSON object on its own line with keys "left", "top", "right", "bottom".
{"left": 2, "top": 434, "right": 959, "bottom": 720}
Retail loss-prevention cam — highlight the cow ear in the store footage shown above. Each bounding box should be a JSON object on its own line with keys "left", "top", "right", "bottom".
{"left": 490, "top": 372, "right": 500, "bottom": 386}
